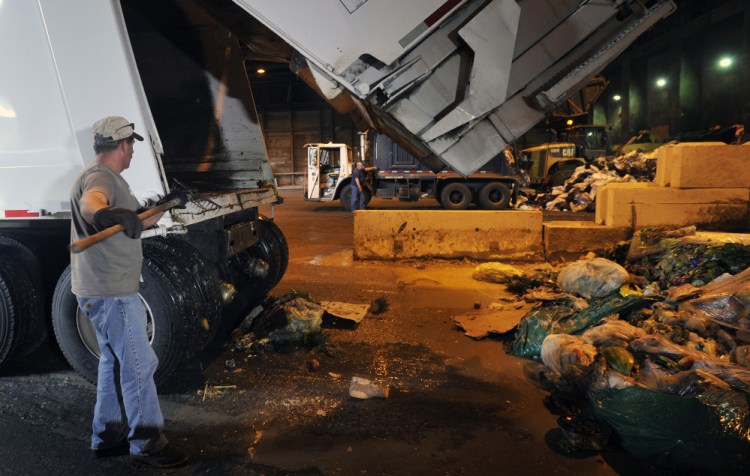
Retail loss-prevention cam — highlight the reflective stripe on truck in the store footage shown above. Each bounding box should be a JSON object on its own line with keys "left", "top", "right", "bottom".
{"left": 4, "top": 210, "right": 40, "bottom": 218}
{"left": 398, "top": 0, "right": 464, "bottom": 47}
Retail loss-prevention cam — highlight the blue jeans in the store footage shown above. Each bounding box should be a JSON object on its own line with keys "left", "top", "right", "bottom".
{"left": 351, "top": 186, "right": 366, "bottom": 211}
{"left": 78, "top": 295, "right": 167, "bottom": 455}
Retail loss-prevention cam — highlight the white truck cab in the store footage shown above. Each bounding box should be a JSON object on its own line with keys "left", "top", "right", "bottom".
{"left": 305, "top": 143, "right": 353, "bottom": 202}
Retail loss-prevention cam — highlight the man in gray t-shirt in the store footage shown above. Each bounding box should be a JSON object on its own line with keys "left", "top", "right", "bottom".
{"left": 70, "top": 116, "right": 187, "bottom": 468}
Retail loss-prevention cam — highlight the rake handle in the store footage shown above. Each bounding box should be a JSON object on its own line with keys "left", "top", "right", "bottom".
{"left": 69, "top": 198, "right": 182, "bottom": 253}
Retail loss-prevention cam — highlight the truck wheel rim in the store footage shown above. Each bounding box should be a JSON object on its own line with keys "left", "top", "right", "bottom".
{"left": 75, "top": 296, "right": 155, "bottom": 358}
{"left": 487, "top": 188, "right": 504, "bottom": 204}
{"left": 448, "top": 190, "right": 464, "bottom": 204}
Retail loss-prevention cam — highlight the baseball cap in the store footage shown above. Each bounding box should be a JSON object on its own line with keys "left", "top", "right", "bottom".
{"left": 92, "top": 116, "right": 144, "bottom": 144}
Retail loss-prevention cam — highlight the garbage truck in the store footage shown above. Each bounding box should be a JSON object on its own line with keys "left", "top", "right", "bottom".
{"left": 0, "top": 0, "right": 289, "bottom": 385}
{"left": 234, "top": 0, "right": 676, "bottom": 177}
{"left": 305, "top": 133, "right": 519, "bottom": 210}
{"left": 0, "top": 0, "right": 676, "bottom": 384}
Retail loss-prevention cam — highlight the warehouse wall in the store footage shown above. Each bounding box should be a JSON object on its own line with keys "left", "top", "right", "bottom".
{"left": 248, "top": 66, "right": 358, "bottom": 186}
{"left": 600, "top": 0, "right": 750, "bottom": 145}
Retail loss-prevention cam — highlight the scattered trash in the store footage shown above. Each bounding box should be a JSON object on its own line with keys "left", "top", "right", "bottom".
{"left": 452, "top": 306, "right": 532, "bottom": 340}
{"left": 504, "top": 229, "right": 750, "bottom": 472}
{"left": 472, "top": 262, "right": 525, "bottom": 284}
{"left": 306, "top": 357, "right": 320, "bottom": 372}
{"left": 224, "top": 359, "right": 236, "bottom": 370}
{"left": 247, "top": 430, "right": 263, "bottom": 459}
{"left": 511, "top": 293, "right": 648, "bottom": 358}
{"left": 369, "top": 296, "right": 390, "bottom": 315}
{"left": 199, "top": 384, "right": 237, "bottom": 401}
{"left": 321, "top": 301, "right": 370, "bottom": 325}
{"left": 233, "top": 293, "right": 325, "bottom": 353}
{"left": 540, "top": 334, "right": 597, "bottom": 382}
{"left": 328, "top": 372, "right": 342, "bottom": 379}
{"left": 505, "top": 270, "right": 558, "bottom": 296}
{"left": 518, "top": 150, "right": 657, "bottom": 212}
{"left": 349, "top": 376, "right": 389, "bottom": 399}
{"left": 557, "top": 415, "right": 612, "bottom": 453}
{"left": 557, "top": 258, "right": 629, "bottom": 299}
{"left": 679, "top": 266, "right": 750, "bottom": 332}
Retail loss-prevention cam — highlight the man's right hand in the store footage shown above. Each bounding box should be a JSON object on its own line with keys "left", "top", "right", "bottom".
{"left": 93, "top": 207, "right": 143, "bottom": 239}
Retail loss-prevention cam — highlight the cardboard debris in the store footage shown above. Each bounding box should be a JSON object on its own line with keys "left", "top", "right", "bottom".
{"left": 321, "top": 301, "right": 369, "bottom": 325}
{"left": 452, "top": 307, "right": 531, "bottom": 339}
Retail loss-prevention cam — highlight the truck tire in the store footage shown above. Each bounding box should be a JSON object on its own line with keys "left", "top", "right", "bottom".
{"left": 440, "top": 182, "right": 472, "bottom": 210}
{"left": 51, "top": 248, "right": 200, "bottom": 386}
{"left": 0, "top": 250, "right": 43, "bottom": 367}
{"left": 143, "top": 238, "right": 223, "bottom": 352}
{"left": 340, "top": 187, "right": 372, "bottom": 211}
{"left": 477, "top": 182, "right": 512, "bottom": 210}
{"left": 258, "top": 216, "right": 289, "bottom": 283}
{"left": 232, "top": 217, "right": 290, "bottom": 305}
{"left": 0, "top": 236, "right": 48, "bottom": 356}
{"left": 549, "top": 166, "right": 577, "bottom": 187}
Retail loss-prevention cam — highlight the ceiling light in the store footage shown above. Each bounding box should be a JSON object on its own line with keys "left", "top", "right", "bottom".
{"left": 719, "top": 57, "right": 733, "bottom": 69}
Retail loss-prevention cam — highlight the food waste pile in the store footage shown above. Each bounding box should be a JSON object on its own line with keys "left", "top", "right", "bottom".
{"left": 475, "top": 227, "right": 750, "bottom": 474}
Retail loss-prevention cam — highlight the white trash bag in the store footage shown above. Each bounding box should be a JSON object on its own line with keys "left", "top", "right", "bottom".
{"left": 557, "top": 258, "right": 628, "bottom": 298}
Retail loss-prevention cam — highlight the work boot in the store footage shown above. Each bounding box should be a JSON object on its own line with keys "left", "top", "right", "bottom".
{"left": 93, "top": 440, "right": 129, "bottom": 459}
{"left": 132, "top": 443, "right": 189, "bottom": 468}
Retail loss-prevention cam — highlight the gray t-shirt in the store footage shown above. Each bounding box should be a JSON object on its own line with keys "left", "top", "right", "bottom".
{"left": 70, "top": 162, "right": 143, "bottom": 297}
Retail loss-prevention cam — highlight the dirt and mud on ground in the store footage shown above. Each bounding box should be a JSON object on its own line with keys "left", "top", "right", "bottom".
{"left": 0, "top": 191, "right": 644, "bottom": 475}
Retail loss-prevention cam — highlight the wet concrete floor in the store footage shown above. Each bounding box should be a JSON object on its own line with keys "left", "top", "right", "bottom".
{"left": 0, "top": 190, "right": 642, "bottom": 475}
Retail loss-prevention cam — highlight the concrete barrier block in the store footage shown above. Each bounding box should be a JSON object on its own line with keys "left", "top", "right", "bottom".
{"left": 605, "top": 187, "right": 749, "bottom": 228}
{"left": 634, "top": 203, "right": 750, "bottom": 231}
{"left": 543, "top": 222, "right": 631, "bottom": 260}
{"left": 353, "top": 210, "right": 543, "bottom": 260}
{"left": 665, "top": 143, "right": 750, "bottom": 188}
{"left": 595, "top": 182, "right": 658, "bottom": 225}
{"left": 654, "top": 143, "right": 677, "bottom": 187}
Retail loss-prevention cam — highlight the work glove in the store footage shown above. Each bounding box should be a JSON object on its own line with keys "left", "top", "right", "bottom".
{"left": 93, "top": 207, "right": 143, "bottom": 239}
{"left": 156, "top": 190, "right": 189, "bottom": 209}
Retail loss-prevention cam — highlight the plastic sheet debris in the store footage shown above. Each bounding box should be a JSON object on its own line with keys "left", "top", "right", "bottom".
{"left": 582, "top": 320, "right": 645, "bottom": 347}
{"left": 557, "top": 258, "right": 629, "bottom": 298}
{"left": 540, "top": 334, "right": 597, "bottom": 381}
{"left": 680, "top": 266, "right": 750, "bottom": 332}
{"left": 349, "top": 377, "right": 389, "bottom": 399}
{"left": 472, "top": 262, "right": 525, "bottom": 284}
{"left": 592, "top": 387, "right": 750, "bottom": 474}
{"left": 511, "top": 293, "right": 646, "bottom": 358}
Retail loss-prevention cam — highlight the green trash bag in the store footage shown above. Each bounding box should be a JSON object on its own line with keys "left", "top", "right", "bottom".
{"left": 510, "top": 294, "right": 646, "bottom": 358}
{"left": 592, "top": 386, "right": 750, "bottom": 475}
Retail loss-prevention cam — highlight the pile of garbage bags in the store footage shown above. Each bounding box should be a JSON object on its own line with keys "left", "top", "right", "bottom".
{"left": 509, "top": 231, "right": 750, "bottom": 473}
{"left": 517, "top": 149, "right": 658, "bottom": 212}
